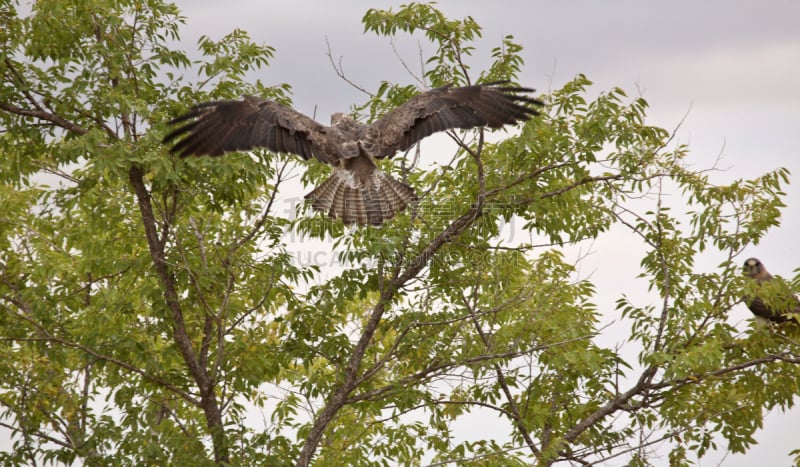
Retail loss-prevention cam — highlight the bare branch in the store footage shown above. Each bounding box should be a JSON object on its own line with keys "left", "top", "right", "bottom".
{"left": 325, "top": 37, "right": 373, "bottom": 97}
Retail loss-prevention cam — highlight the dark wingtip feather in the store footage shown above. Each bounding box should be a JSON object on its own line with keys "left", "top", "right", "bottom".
{"left": 162, "top": 102, "right": 228, "bottom": 155}
{"left": 162, "top": 121, "right": 195, "bottom": 146}
{"left": 496, "top": 85, "right": 544, "bottom": 108}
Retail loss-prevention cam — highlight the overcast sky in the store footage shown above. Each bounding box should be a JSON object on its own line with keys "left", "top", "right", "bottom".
{"left": 171, "top": 1, "right": 800, "bottom": 465}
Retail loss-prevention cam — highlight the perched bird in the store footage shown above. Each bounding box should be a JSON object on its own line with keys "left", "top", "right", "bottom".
{"left": 742, "top": 257, "right": 800, "bottom": 324}
{"left": 163, "top": 82, "right": 543, "bottom": 225}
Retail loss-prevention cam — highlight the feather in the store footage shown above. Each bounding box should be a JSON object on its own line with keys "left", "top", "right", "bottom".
{"left": 163, "top": 83, "right": 542, "bottom": 225}
{"left": 742, "top": 258, "right": 800, "bottom": 324}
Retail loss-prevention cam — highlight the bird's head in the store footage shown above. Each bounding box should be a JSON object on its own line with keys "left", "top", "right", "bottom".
{"left": 331, "top": 112, "right": 355, "bottom": 126}
{"left": 743, "top": 257, "right": 765, "bottom": 278}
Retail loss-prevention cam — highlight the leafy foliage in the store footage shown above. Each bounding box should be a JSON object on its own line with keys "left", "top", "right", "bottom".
{"left": 1, "top": 1, "right": 798, "bottom": 466}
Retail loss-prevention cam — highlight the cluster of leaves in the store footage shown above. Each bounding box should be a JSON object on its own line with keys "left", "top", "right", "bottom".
{"left": 1, "top": 1, "right": 799, "bottom": 466}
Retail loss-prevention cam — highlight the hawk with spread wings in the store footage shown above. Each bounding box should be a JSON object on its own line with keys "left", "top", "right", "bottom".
{"left": 742, "top": 257, "right": 800, "bottom": 324}
{"left": 163, "top": 82, "right": 543, "bottom": 225}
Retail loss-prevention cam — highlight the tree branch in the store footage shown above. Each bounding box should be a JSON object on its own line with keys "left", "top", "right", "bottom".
{"left": 463, "top": 292, "right": 543, "bottom": 459}
{"left": 127, "top": 165, "right": 228, "bottom": 463}
{"left": 0, "top": 101, "right": 88, "bottom": 136}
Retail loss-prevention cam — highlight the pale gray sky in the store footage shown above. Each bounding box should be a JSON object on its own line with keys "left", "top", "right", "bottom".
{"left": 176, "top": 2, "right": 800, "bottom": 465}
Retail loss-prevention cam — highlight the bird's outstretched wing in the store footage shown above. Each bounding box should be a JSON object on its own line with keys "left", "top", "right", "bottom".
{"left": 366, "top": 82, "right": 543, "bottom": 159}
{"left": 163, "top": 96, "right": 335, "bottom": 164}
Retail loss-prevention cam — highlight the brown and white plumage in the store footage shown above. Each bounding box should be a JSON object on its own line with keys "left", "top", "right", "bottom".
{"left": 742, "top": 257, "right": 800, "bottom": 324}
{"left": 163, "top": 82, "right": 543, "bottom": 225}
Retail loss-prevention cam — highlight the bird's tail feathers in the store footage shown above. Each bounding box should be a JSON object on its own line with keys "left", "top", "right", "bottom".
{"left": 305, "top": 169, "right": 416, "bottom": 226}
